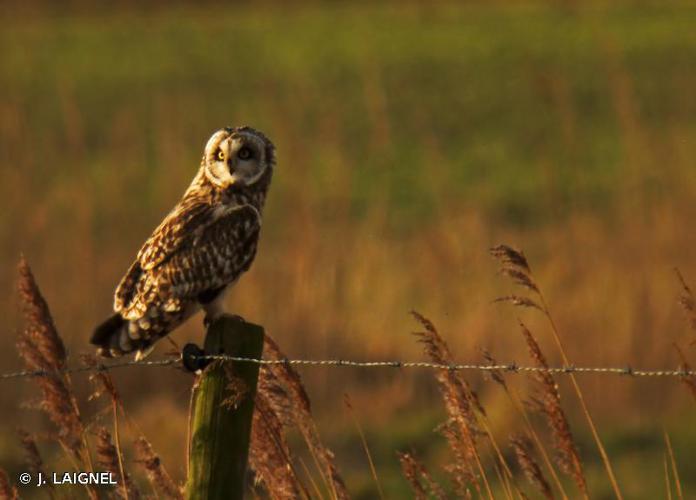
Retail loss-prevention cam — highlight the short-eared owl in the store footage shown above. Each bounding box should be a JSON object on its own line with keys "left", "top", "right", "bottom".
{"left": 91, "top": 126, "right": 275, "bottom": 358}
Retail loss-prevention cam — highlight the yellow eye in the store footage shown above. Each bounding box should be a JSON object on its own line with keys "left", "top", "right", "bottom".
{"left": 215, "top": 149, "right": 225, "bottom": 161}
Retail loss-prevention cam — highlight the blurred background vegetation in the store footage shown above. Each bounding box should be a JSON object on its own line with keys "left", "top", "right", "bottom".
{"left": 1, "top": 1, "right": 696, "bottom": 497}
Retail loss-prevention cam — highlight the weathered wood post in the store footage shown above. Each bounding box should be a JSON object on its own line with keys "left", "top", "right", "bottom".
{"left": 185, "top": 315, "right": 264, "bottom": 500}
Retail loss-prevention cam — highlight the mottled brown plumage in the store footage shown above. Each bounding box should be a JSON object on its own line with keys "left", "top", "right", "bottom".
{"left": 92, "top": 126, "right": 275, "bottom": 358}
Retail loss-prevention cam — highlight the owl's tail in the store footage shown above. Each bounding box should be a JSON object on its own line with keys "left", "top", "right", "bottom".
{"left": 91, "top": 314, "right": 153, "bottom": 360}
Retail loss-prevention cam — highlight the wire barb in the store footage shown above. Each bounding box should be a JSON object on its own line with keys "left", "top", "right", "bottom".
{"left": 1, "top": 355, "right": 695, "bottom": 381}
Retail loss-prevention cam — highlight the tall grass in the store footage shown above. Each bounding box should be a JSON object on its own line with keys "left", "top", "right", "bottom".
{"left": 6, "top": 246, "right": 694, "bottom": 498}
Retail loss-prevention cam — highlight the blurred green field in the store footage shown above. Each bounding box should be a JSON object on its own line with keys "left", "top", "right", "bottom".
{"left": 2, "top": 2, "right": 696, "bottom": 498}
{"left": 3, "top": 3, "right": 695, "bottom": 221}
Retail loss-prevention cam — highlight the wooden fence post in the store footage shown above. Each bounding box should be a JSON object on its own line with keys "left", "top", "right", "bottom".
{"left": 185, "top": 315, "right": 264, "bottom": 500}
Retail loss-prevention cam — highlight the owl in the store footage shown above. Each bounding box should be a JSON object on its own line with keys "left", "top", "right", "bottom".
{"left": 91, "top": 126, "right": 275, "bottom": 359}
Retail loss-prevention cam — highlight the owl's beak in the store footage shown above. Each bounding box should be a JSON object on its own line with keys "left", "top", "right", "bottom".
{"left": 225, "top": 160, "right": 242, "bottom": 187}
{"left": 227, "top": 158, "right": 237, "bottom": 177}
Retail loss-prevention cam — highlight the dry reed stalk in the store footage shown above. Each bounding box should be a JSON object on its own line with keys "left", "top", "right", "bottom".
{"left": 83, "top": 352, "right": 172, "bottom": 500}
{"left": 252, "top": 362, "right": 317, "bottom": 498}
{"left": 491, "top": 245, "right": 622, "bottom": 499}
{"left": 497, "top": 384, "right": 568, "bottom": 500}
{"left": 480, "top": 347, "right": 565, "bottom": 496}
{"left": 663, "top": 454, "right": 673, "bottom": 500}
{"left": 520, "top": 322, "right": 586, "bottom": 495}
{"left": 397, "top": 452, "right": 447, "bottom": 500}
{"left": 17, "top": 255, "right": 66, "bottom": 370}
{"left": 16, "top": 258, "right": 93, "bottom": 478}
{"left": 83, "top": 353, "right": 137, "bottom": 500}
{"left": 675, "top": 269, "right": 696, "bottom": 334}
{"left": 480, "top": 348, "right": 507, "bottom": 391}
{"left": 674, "top": 271, "right": 696, "bottom": 400}
{"left": 436, "top": 421, "right": 480, "bottom": 497}
{"left": 411, "top": 311, "right": 491, "bottom": 499}
{"left": 471, "top": 407, "right": 519, "bottom": 497}
{"left": 133, "top": 436, "right": 183, "bottom": 500}
{"left": 344, "top": 394, "right": 384, "bottom": 500}
{"left": 673, "top": 345, "right": 696, "bottom": 402}
{"left": 17, "top": 428, "right": 48, "bottom": 486}
{"left": 474, "top": 349, "right": 528, "bottom": 499}
{"left": 18, "top": 351, "right": 81, "bottom": 453}
{"left": 262, "top": 334, "right": 348, "bottom": 500}
{"left": 112, "top": 411, "right": 127, "bottom": 500}
{"left": 0, "top": 469, "right": 18, "bottom": 500}
{"left": 490, "top": 460, "right": 514, "bottom": 500}
{"left": 663, "top": 431, "right": 683, "bottom": 500}
{"left": 483, "top": 423, "right": 520, "bottom": 498}
{"left": 510, "top": 436, "right": 553, "bottom": 500}
{"left": 493, "top": 295, "right": 543, "bottom": 312}
{"left": 505, "top": 469, "right": 519, "bottom": 500}
{"left": 95, "top": 427, "right": 140, "bottom": 500}
{"left": 249, "top": 390, "right": 305, "bottom": 499}
{"left": 82, "top": 354, "right": 120, "bottom": 404}
{"left": 296, "top": 456, "right": 326, "bottom": 500}
{"left": 17, "top": 428, "right": 43, "bottom": 473}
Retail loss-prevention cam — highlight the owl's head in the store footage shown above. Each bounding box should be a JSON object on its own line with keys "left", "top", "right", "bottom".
{"left": 202, "top": 126, "right": 275, "bottom": 189}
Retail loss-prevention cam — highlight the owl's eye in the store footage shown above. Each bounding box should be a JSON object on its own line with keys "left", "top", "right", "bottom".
{"left": 237, "top": 147, "right": 253, "bottom": 160}
{"left": 215, "top": 149, "right": 225, "bottom": 161}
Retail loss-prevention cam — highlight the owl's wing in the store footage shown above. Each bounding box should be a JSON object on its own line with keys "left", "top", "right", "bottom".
{"left": 113, "top": 200, "right": 215, "bottom": 313}
{"left": 117, "top": 204, "right": 261, "bottom": 319}
{"left": 113, "top": 260, "right": 143, "bottom": 313}
{"left": 137, "top": 201, "right": 216, "bottom": 271}
{"left": 159, "top": 204, "right": 261, "bottom": 302}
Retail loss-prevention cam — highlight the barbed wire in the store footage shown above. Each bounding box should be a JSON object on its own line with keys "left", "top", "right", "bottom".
{"left": 1, "top": 354, "right": 695, "bottom": 380}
